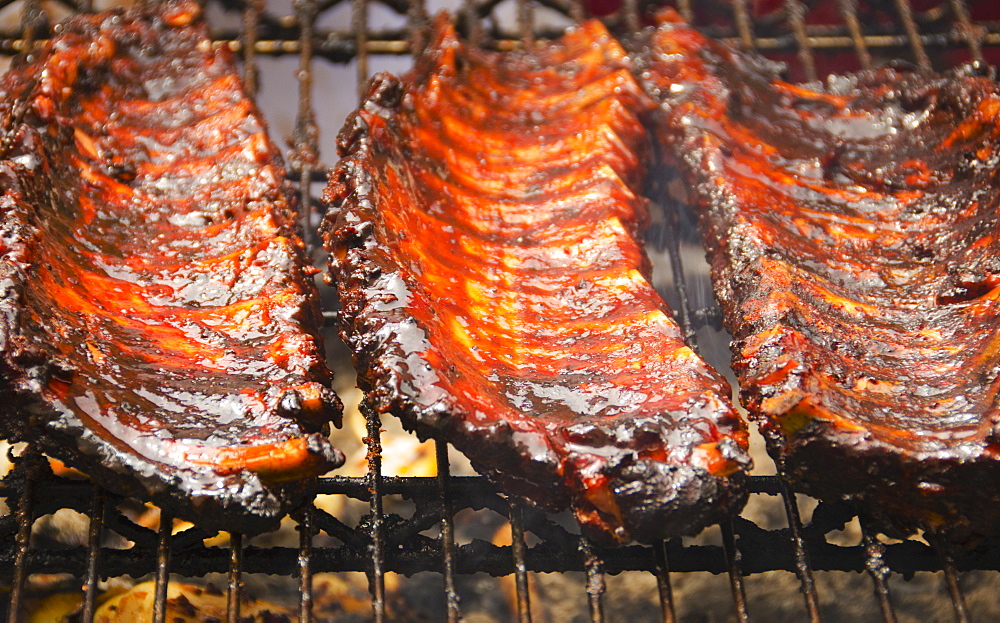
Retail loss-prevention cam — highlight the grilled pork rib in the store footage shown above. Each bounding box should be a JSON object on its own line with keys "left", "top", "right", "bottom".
{"left": 642, "top": 13, "right": 1000, "bottom": 541}
{"left": 323, "top": 17, "right": 749, "bottom": 544}
{"left": 0, "top": 1, "right": 342, "bottom": 533}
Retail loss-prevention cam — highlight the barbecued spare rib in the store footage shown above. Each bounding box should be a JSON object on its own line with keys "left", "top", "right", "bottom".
{"left": 642, "top": 11, "right": 1000, "bottom": 541}
{"left": 323, "top": 15, "right": 750, "bottom": 544}
{"left": 0, "top": 0, "right": 342, "bottom": 533}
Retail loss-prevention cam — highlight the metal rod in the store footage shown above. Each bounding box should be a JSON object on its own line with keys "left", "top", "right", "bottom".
{"left": 3, "top": 27, "right": 1000, "bottom": 60}
{"left": 510, "top": 502, "right": 533, "bottom": 623}
{"left": 663, "top": 205, "right": 697, "bottom": 345}
{"left": 776, "top": 476, "right": 821, "bottom": 622}
{"left": 622, "top": 0, "right": 640, "bottom": 35}
{"left": 730, "top": 0, "right": 756, "bottom": 49}
{"left": 517, "top": 0, "right": 535, "bottom": 48}
{"left": 664, "top": 178, "right": 747, "bottom": 623}
{"left": 785, "top": 0, "right": 817, "bottom": 82}
{"left": 227, "top": 532, "right": 244, "bottom": 623}
{"left": 299, "top": 506, "right": 315, "bottom": 623}
{"left": 893, "top": 0, "right": 932, "bottom": 70}
{"left": 836, "top": 0, "right": 872, "bottom": 69}
{"left": 655, "top": 540, "right": 677, "bottom": 623}
{"left": 293, "top": 0, "right": 320, "bottom": 255}
{"left": 948, "top": 0, "right": 984, "bottom": 64}
{"left": 580, "top": 538, "right": 606, "bottom": 622}
{"left": 152, "top": 510, "right": 173, "bottom": 623}
{"left": 463, "top": 0, "right": 484, "bottom": 46}
{"left": 938, "top": 545, "right": 971, "bottom": 623}
{"left": 296, "top": 167, "right": 315, "bottom": 256}
{"left": 860, "top": 518, "right": 897, "bottom": 623}
{"left": 352, "top": 0, "right": 370, "bottom": 93}
{"left": 364, "top": 401, "right": 387, "bottom": 623}
{"left": 721, "top": 520, "right": 750, "bottom": 622}
{"left": 241, "top": 0, "right": 263, "bottom": 97}
{"left": 436, "top": 439, "right": 461, "bottom": 622}
{"left": 21, "top": 0, "right": 41, "bottom": 58}
{"left": 407, "top": 0, "right": 429, "bottom": 58}
{"left": 81, "top": 488, "right": 106, "bottom": 623}
{"left": 676, "top": 0, "right": 694, "bottom": 25}
{"left": 6, "top": 467, "right": 34, "bottom": 623}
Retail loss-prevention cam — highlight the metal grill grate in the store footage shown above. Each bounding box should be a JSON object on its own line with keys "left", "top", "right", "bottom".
{"left": 1, "top": 1, "right": 1000, "bottom": 622}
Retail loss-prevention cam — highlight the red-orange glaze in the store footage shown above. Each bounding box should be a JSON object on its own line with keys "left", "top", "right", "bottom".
{"left": 643, "top": 11, "right": 1000, "bottom": 542}
{"left": 0, "top": 0, "right": 342, "bottom": 533}
{"left": 324, "top": 16, "right": 749, "bottom": 544}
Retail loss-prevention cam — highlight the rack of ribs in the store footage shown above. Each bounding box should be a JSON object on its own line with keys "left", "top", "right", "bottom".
{"left": 642, "top": 11, "right": 1000, "bottom": 542}
{"left": 0, "top": 0, "right": 342, "bottom": 533}
{"left": 323, "top": 15, "right": 750, "bottom": 544}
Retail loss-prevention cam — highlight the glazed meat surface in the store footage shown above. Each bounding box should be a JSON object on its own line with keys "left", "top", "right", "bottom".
{"left": 642, "top": 13, "right": 1000, "bottom": 541}
{"left": 0, "top": 1, "right": 342, "bottom": 533}
{"left": 324, "top": 16, "right": 749, "bottom": 544}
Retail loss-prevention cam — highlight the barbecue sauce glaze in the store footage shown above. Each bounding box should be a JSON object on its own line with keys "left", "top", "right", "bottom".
{"left": 325, "top": 16, "right": 750, "bottom": 544}
{"left": 0, "top": 0, "right": 342, "bottom": 532}
{"left": 642, "top": 11, "right": 1000, "bottom": 541}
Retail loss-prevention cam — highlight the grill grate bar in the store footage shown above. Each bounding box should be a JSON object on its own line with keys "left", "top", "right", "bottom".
{"left": 21, "top": 0, "right": 41, "bottom": 57}
{"left": 776, "top": 465, "right": 821, "bottom": 621}
{"left": 3, "top": 497, "right": 998, "bottom": 575}
{"left": 860, "top": 517, "right": 898, "bottom": 623}
{"left": 81, "top": 488, "right": 105, "bottom": 623}
{"left": 655, "top": 540, "right": 677, "bottom": 623}
{"left": 661, "top": 192, "right": 754, "bottom": 622}
{"left": 580, "top": 538, "right": 606, "bottom": 622}
{"left": 948, "top": 0, "right": 984, "bottom": 64}
{"left": 662, "top": 207, "right": 697, "bottom": 345}
{"left": 153, "top": 511, "right": 173, "bottom": 623}
{"left": 363, "top": 400, "right": 387, "bottom": 622}
{"left": 298, "top": 506, "right": 315, "bottom": 623}
{"left": 517, "top": 0, "right": 535, "bottom": 48}
{"left": 353, "top": 0, "right": 370, "bottom": 94}
{"left": 836, "top": 0, "right": 873, "bottom": 70}
{"left": 241, "top": 0, "right": 263, "bottom": 97}
{"left": 786, "top": 0, "right": 818, "bottom": 82}
{"left": 676, "top": 0, "right": 694, "bottom": 26}
{"left": 463, "top": 0, "right": 484, "bottom": 47}
{"left": 6, "top": 458, "right": 33, "bottom": 623}
{"left": 510, "top": 502, "right": 533, "bottom": 622}
{"left": 409, "top": 0, "right": 429, "bottom": 57}
{"left": 893, "top": 0, "right": 932, "bottom": 70}
{"left": 3, "top": 24, "right": 1000, "bottom": 60}
{"left": 721, "top": 519, "right": 750, "bottom": 622}
{"left": 623, "top": 0, "right": 640, "bottom": 39}
{"left": 227, "top": 532, "right": 244, "bottom": 623}
{"left": 730, "top": 0, "right": 756, "bottom": 49}
{"left": 293, "top": 0, "right": 321, "bottom": 251}
{"left": 435, "top": 439, "right": 462, "bottom": 622}
{"left": 938, "top": 546, "right": 971, "bottom": 623}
